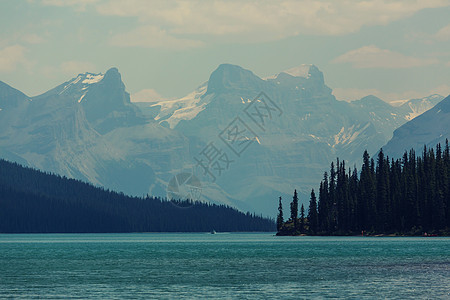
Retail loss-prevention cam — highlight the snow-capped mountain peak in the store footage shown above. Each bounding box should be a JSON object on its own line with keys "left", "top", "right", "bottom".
{"left": 59, "top": 72, "right": 104, "bottom": 94}
{"left": 0, "top": 64, "right": 445, "bottom": 217}
{"left": 264, "top": 64, "right": 317, "bottom": 80}
{"left": 281, "top": 64, "right": 313, "bottom": 78}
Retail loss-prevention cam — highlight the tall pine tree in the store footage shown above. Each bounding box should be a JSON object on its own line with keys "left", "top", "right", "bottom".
{"left": 290, "top": 189, "right": 299, "bottom": 231}
{"left": 277, "top": 196, "right": 284, "bottom": 231}
{"left": 308, "top": 189, "right": 319, "bottom": 234}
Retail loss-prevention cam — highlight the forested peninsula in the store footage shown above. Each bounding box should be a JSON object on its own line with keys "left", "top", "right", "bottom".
{"left": 277, "top": 142, "right": 450, "bottom": 236}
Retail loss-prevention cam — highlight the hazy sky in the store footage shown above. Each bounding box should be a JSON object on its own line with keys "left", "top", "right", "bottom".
{"left": 1, "top": 0, "right": 450, "bottom": 103}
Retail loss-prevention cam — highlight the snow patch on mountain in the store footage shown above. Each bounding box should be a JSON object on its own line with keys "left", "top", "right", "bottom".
{"left": 145, "top": 83, "right": 209, "bottom": 128}
{"left": 264, "top": 64, "right": 313, "bottom": 79}
{"left": 283, "top": 64, "right": 313, "bottom": 78}
{"left": 389, "top": 99, "right": 409, "bottom": 107}
{"left": 58, "top": 72, "right": 105, "bottom": 96}
{"left": 82, "top": 74, "right": 104, "bottom": 84}
{"left": 333, "top": 123, "right": 371, "bottom": 147}
{"left": 59, "top": 76, "right": 82, "bottom": 94}
{"left": 78, "top": 93, "right": 86, "bottom": 103}
{"left": 403, "top": 95, "right": 443, "bottom": 120}
{"left": 383, "top": 95, "right": 450, "bottom": 159}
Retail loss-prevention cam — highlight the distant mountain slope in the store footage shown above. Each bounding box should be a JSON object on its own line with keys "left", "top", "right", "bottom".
{"left": 0, "top": 159, "right": 274, "bottom": 233}
{"left": 348, "top": 94, "right": 443, "bottom": 141}
{"left": 0, "top": 69, "right": 191, "bottom": 198}
{"left": 382, "top": 95, "right": 450, "bottom": 158}
{"left": 399, "top": 94, "right": 443, "bottom": 120}
{"left": 0, "top": 65, "right": 443, "bottom": 216}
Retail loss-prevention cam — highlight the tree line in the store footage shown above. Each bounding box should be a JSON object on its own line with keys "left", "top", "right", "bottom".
{"left": 277, "top": 141, "right": 450, "bottom": 236}
{"left": 0, "top": 159, "right": 275, "bottom": 233}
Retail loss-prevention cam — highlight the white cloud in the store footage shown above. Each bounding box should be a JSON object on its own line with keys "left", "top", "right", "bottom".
{"left": 434, "top": 24, "right": 450, "bottom": 41}
{"left": 109, "top": 25, "right": 203, "bottom": 49}
{"left": 95, "top": 0, "right": 449, "bottom": 42}
{"left": 407, "top": 23, "right": 450, "bottom": 44}
{"left": 41, "top": 60, "right": 96, "bottom": 78}
{"left": 131, "top": 89, "right": 167, "bottom": 103}
{"left": 60, "top": 60, "right": 96, "bottom": 75}
{"left": 431, "top": 84, "right": 450, "bottom": 97}
{"left": 41, "top": 0, "right": 99, "bottom": 11}
{"left": 22, "top": 33, "right": 45, "bottom": 44}
{"left": 0, "top": 45, "right": 27, "bottom": 72}
{"left": 37, "top": 0, "right": 449, "bottom": 47}
{"left": 332, "top": 45, "right": 438, "bottom": 69}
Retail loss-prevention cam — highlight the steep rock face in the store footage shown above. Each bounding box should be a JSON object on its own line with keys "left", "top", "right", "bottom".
{"left": 172, "top": 64, "right": 389, "bottom": 214}
{"left": 0, "top": 69, "right": 189, "bottom": 197}
{"left": 0, "top": 64, "right": 444, "bottom": 216}
{"left": 349, "top": 95, "right": 409, "bottom": 141}
{"left": 382, "top": 95, "right": 450, "bottom": 158}
{"left": 0, "top": 81, "right": 29, "bottom": 109}
{"left": 206, "top": 64, "right": 267, "bottom": 96}
{"left": 347, "top": 94, "right": 443, "bottom": 142}
{"left": 80, "top": 68, "right": 146, "bottom": 134}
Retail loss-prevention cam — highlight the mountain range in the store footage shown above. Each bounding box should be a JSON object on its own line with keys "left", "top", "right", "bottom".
{"left": 0, "top": 64, "right": 446, "bottom": 216}
{"left": 382, "top": 95, "right": 450, "bottom": 158}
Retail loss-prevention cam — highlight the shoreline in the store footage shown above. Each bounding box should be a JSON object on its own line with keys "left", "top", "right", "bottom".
{"left": 276, "top": 232, "right": 448, "bottom": 237}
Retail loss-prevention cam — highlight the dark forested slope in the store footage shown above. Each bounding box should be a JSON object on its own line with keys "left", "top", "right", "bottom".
{"left": 0, "top": 159, "right": 274, "bottom": 233}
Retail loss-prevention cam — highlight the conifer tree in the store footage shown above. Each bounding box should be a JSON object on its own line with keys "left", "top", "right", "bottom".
{"left": 300, "top": 204, "right": 305, "bottom": 233}
{"left": 277, "top": 196, "right": 284, "bottom": 231}
{"left": 444, "top": 139, "right": 450, "bottom": 227}
{"left": 329, "top": 162, "right": 337, "bottom": 230}
{"left": 278, "top": 143, "right": 449, "bottom": 236}
{"left": 291, "top": 189, "right": 299, "bottom": 231}
{"left": 308, "top": 189, "right": 319, "bottom": 234}
{"left": 376, "top": 149, "right": 389, "bottom": 232}
{"left": 360, "top": 150, "right": 376, "bottom": 231}
{"left": 318, "top": 172, "right": 329, "bottom": 233}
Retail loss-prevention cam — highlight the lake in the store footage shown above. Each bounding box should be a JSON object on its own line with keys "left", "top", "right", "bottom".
{"left": 0, "top": 233, "right": 449, "bottom": 299}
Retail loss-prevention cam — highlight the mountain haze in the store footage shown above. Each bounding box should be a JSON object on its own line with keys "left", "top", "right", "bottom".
{"left": 0, "top": 65, "right": 443, "bottom": 215}
{"left": 382, "top": 95, "right": 450, "bottom": 158}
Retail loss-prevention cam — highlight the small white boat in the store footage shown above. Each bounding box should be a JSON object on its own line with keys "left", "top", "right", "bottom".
{"left": 211, "top": 230, "right": 216, "bottom": 234}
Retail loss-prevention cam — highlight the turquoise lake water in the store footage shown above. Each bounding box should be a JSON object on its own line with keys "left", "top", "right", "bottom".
{"left": 0, "top": 233, "right": 449, "bottom": 299}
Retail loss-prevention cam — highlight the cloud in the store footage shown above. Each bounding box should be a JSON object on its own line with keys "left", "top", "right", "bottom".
{"left": 41, "top": 60, "right": 96, "bottom": 79}
{"left": 109, "top": 26, "right": 203, "bottom": 49}
{"left": 0, "top": 33, "right": 45, "bottom": 47}
{"left": 0, "top": 45, "right": 27, "bottom": 72}
{"left": 60, "top": 60, "right": 96, "bottom": 75}
{"left": 434, "top": 24, "right": 450, "bottom": 41}
{"left": 37, "top": 0, "right": 449, "bottom": 47}
{"left": 131, "top": 89, "right": 167, "bottom": 103}
{"left": 41, "top": 0, "right": 99, "bottom": 11}
{"left": 333, "top": 85, "right": 450, "bottom": 103}
{"left": 431, "top": 84, "right": 450, "bottom": 97}
{"left": 407, "top": 23, "right": 450, "bottom": 44}
{"left": 332, "top": 45, "right": 438, "bottom": 68}
{"left": 22, "top": 34, "right": 45, "bottom": 44}
{"left": 94, "top": 0, "right": 450, "bottom": 43}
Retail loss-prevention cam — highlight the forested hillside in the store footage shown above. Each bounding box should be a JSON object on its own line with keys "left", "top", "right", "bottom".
{"left": 0, "top": 159, "right": 274, "bottom": 233}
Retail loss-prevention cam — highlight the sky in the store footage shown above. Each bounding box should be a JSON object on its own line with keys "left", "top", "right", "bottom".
{"left": 0, "top": 0, "right": 450, "bottom": 103}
